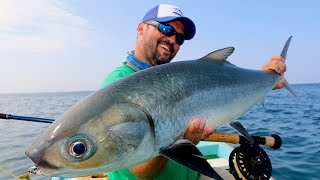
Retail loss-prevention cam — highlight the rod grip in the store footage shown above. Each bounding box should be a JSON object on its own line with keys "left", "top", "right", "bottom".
{"left": 203, "top": 132, "right": 282, "bottom": 149}
{"left": 264, "top": 135, "right": 282, "bottom": 149}
{"left": 203, "top": 132, "right": 240, "bottom": 144}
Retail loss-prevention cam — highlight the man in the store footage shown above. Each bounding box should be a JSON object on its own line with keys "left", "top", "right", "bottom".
{"left": 101, "top": 4, "right": 286, "bottom": 180}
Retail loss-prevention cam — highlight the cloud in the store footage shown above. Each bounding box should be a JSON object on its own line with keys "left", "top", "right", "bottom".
{"left": 0, "top": 0, "right": 90, "bottom": 53}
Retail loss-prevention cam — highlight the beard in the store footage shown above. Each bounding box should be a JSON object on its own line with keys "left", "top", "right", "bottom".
{"left": 145, "top": 38, "right": 177, "bottom": 65}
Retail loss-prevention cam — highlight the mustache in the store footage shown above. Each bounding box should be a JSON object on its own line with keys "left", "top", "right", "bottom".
{"left": 158, "top": 39, "right": 174, "bottom": 53}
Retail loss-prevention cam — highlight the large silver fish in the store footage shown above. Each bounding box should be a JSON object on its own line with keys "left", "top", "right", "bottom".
{"left": 26, "top": 37, "right": 293, "bottom": 178}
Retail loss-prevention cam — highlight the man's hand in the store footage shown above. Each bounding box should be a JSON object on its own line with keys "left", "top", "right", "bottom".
{"left": 183, "top": 118, "right": 213, "bottom": 145}
{"left": 262, "top": 55, "right": 287, "bottom": 89}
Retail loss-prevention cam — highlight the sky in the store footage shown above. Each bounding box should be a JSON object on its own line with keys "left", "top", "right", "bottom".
{"left": 0, "top": 0, "right": 319, "bottom": 94}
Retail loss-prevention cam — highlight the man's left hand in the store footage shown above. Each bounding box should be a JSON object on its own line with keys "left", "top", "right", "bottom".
{"left": 183, "top": 118, "right": 213, "bottom": 145}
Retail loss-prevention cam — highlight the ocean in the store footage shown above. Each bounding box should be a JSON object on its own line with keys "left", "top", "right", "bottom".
{"left": 0, "top": 84, "right": 319, "bottom": 180}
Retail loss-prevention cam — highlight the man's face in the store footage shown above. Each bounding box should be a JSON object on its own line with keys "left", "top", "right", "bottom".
{"left": 142, "top": 20, "right": 185, "bottom": 66}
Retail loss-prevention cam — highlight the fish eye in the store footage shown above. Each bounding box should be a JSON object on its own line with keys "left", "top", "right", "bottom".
{"left": 69, "top": 141, "right": 87, "bottom": 157}
{"left": 66, "top": 134, "right": 97, "bottom": 161}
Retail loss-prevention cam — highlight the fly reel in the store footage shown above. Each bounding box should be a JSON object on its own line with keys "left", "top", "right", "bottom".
{"left": 229, "top": 143, "right": 272, "bottom": 180}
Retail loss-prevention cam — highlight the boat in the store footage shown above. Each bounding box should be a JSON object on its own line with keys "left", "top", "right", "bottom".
{"left": 198, "top": 141, "right": 236, "bottom": 179}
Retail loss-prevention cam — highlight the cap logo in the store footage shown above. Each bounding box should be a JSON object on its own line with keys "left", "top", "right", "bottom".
{"left": 172, "top": 8, "right": 182, "bottom": 17}
{"left": 157, "top": 4, "right": 184, "bottom": 18}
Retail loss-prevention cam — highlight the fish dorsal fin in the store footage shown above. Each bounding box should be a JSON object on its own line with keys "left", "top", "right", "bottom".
{"left": 202, "top": 47, "right": 235, "bottom": 61}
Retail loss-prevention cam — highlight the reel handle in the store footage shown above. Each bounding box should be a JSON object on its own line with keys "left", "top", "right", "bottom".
{"left": 203, "top": 132, "right": 282, "bottom": 149}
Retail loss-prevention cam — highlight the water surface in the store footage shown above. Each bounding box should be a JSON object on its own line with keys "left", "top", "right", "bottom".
{"left": 0, "top": 84, "right": 319, "bottom": 180}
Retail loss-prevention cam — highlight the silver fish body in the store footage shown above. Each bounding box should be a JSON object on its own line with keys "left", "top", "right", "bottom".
{"left": 26, "top": 47, "right": 281, "bottom": 177}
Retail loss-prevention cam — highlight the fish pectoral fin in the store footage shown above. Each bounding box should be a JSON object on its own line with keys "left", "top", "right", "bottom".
{"left": 109, "top": 103, "right": 155, "bottom": 148}
{"left": 160, "top": 139, "right": 223, "bottom": 180}
{"left": 110, "top": 121, "right": 149, "bottom": 148}
{"left": 229, "top": 120, "right": 255, "bottom": 144}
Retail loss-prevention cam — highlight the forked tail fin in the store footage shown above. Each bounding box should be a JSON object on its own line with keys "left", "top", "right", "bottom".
{"left": 280, "top": 36, "right": 299, "bottom": 98}
{"left": 284, "top": 79, "right": 299, "bottom": 98}
{"left": 281, "top": 36, "right": 292, "bottom": 60}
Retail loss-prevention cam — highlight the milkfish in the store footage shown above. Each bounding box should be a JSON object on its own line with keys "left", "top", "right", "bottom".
{"left": 26, "top": 37, "right": 294, "bottom": 179}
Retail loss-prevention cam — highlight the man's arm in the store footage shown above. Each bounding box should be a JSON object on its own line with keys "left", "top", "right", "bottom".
{"left": 129, "top": 118, "right": 212, "bottom": 179}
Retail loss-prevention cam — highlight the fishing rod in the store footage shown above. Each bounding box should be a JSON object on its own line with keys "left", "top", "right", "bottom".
{"left": 0, "top": 113, "right": 54, "bottom": 123}
{"left": 1, "top": 112, "right": 282, "bottom": 149}
{"left": 2, "top": 112, "right": 281, "bottom": 180}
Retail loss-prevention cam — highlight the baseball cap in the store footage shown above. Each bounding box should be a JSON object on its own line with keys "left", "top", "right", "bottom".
{"left": 142, "top": 4, "right": 196, "bottom": 40}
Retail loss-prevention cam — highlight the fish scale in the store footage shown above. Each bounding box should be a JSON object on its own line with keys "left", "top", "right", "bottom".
{"left": 103, "top": 58, "right": 280, "bottom": 149}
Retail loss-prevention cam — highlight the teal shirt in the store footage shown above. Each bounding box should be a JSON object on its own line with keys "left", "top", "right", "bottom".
{"left": 101, "top": 62, "right": 136, "bottom": 88}
{"left": 102, "top": 62, "right": 200, "bottom": 180}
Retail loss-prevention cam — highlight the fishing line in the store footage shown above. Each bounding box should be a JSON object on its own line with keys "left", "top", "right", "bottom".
{"left": 0, "top": 166, "right": 19, "bottom": 179}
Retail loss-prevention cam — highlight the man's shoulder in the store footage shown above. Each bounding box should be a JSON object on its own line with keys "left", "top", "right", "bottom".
{"left": 113, "top": 62, "right": 136, "bottom": 74}
{"left": 101, "top": 62, "right": 136, "bottom": 88}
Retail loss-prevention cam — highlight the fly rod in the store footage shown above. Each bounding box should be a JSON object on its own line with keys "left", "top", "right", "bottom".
{"left": 1, "top": 113, "right": 281, "bottom": 148}
{"left": 0, "top": 113, "right": 54, "bottom": 123}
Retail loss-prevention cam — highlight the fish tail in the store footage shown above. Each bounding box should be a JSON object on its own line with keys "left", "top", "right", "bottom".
{"left": 284, "top": 79, "right": 299, "bottom": 98}
{"left": 280, "top": 36, "right": 292, "bottom": 60}
{"left": 280, "top": 36, "right": 299, "bottom": 98}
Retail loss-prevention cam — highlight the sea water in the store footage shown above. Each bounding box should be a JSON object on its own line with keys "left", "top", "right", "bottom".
{"left": 0, "top": 84, "right": 319, "bottom": 180}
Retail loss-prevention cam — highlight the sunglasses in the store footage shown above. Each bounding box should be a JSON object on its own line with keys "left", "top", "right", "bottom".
{"left": 145, "top": 20, "right": 185, "bottom": 45}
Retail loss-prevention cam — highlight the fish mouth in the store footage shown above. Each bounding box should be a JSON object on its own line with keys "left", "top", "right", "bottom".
{"left": 28, "top": 165, "right": 41, "bottom": 175}
{"left": 28, "top": 164, "right": 57, "bottom": 176}
{"left": 26, "top": 148, "right": 59, "bottom": 176}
